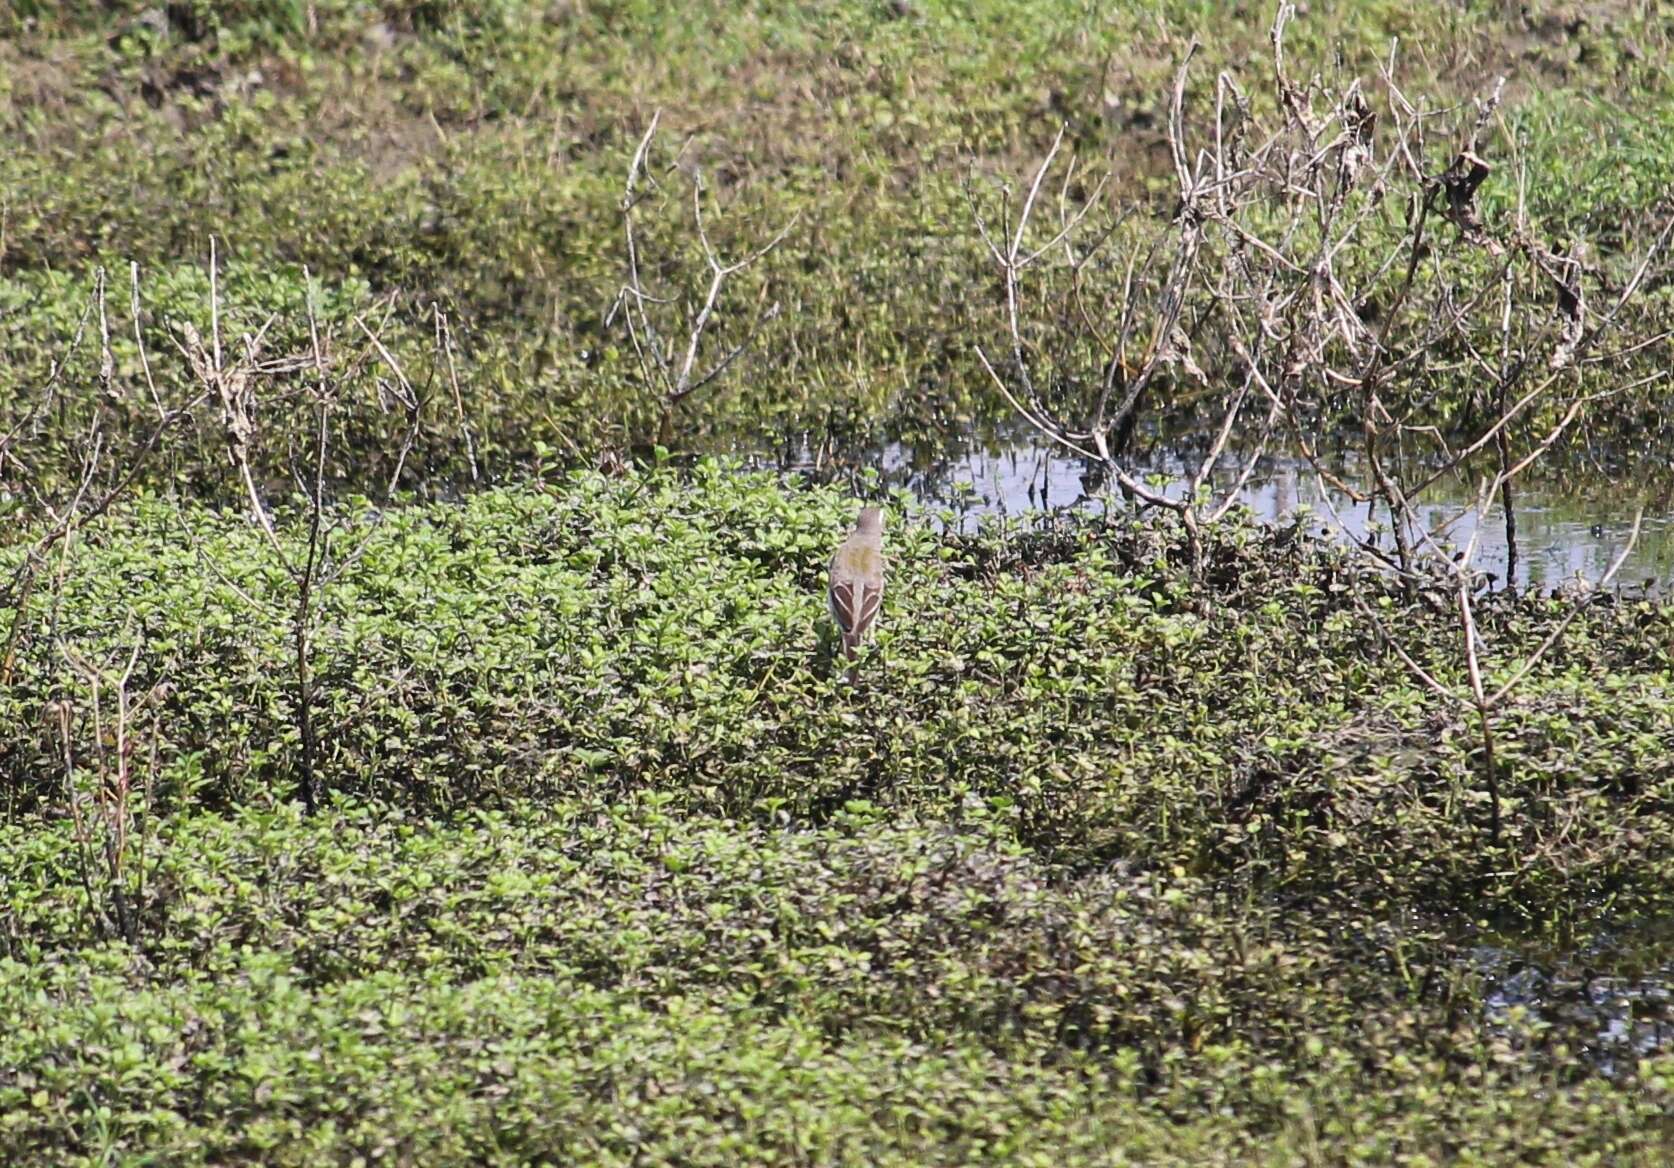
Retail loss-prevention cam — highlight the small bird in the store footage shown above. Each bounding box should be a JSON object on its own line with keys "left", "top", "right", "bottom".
{"left": 828, "top": 505, "right": 886, "bottom": 677}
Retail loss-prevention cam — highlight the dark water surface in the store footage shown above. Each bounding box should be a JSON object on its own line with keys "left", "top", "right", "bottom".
{"left": 860, "top": 436, "right": 1674, "bottom": 593}
{"left": 1479, "top": 923, "right": 1674, "bottom": 1075}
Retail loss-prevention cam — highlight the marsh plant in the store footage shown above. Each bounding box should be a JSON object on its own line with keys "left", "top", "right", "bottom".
{"left": 175, "top": 241, "right": 443, "bottom": 812}
{"left": 607, "top": 112, "right": 799, "bottom": 449}
{"left": 977, "top": 8, "right": 1669, "bottom": 571}
{"left": 973, "top": 4, "right": 1672, "bottom": 843}
{"left": 49, "top": 635, "right": 169, "bottom": 946}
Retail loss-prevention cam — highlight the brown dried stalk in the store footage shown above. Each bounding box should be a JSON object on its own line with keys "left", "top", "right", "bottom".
{"left": 608, "top": 111, "right": 798, "bottom": 448}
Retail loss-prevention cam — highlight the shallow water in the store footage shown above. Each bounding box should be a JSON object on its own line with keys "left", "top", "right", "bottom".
{"left": 1478, "top": 930, "right": 1674, "bottom": 1075}
{"left": 866, "top": 436, "right": 1674, "bottom": 593}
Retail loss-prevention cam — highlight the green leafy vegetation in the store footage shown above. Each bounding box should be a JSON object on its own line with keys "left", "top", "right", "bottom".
{"left": 2, "top": 799, "right": 1671, "bottom": 1165}
{"left": 3, "top": 469, "right": 1674, "bottom": 1161}
{"left": 5, "top": 469, "right": 1674, "bottom": 923}
{"left": 3, "top": 0, "right": 1672, "bottom": 490}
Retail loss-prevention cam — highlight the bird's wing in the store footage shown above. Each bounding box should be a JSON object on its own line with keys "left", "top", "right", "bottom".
{"left": 828, "top": 571, "right": 860, "bottom": 637}
{"left": 830, "top": 576, "right": 882, "bottom": 645}
{"left": 851, "top": 576, "right": 882, "bottom": 638}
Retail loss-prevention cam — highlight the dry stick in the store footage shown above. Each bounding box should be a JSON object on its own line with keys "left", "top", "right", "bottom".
{"left": 1, "top": 393, "right": 199, "bottom": 684}
{"left": 1261, "top": 14, "right": 1666, "bottom": 835}
{"left": 1359, "top": 192, "right": 1431, "bottom": 584}
{"left": 1207, "top": 397, "right": 1284, "bottom": 524}
{"left": 1488, "top": 507, "right": 1644, "bottom": 707}
{"left": 1406, "top": 370, "right": 1581, "bottom": 498}
{"left": 1348, "top": 222, "right": 1544, "bottom": 575}
{"left": 1274, "top": 15, "right": 1431, "bottom": 582}
{"left": 1379, "top": 386, "right": 1591, "bottom": 589}
{"left": 95, "top": 267, "right": 115, "bottom": 398}
{"left": 0, "top": 441, "right": 93, "bottom": 684}
{"left": 353, "top": 313, "right": 423, "bottom": 490}
{"left": 975, "top": 348, "right": 1103, "bottom": 464}
{"left": 1397, "top": 189, "right": 1674, "bottom": 543}
{"left": 612, "top": 111, "right": 796, "bottom": 446}
{"left": 183, "top": 255, "right": 425, "bottom": 814}
{"left": 675, "top": 181, "right": 800, "bottom": 402}
{"left": 191, "top": 244, "right": 321, "bottom": 811}
{"left": 59, "top": 637, "right": 145, "bottom": 944}
{"left": 1058, "top": 204, "right": 1136, "bottom": 367}
{"left": 972, "top": 43, "right": 1272, "bottom": 547}
{"left": 55, "top": 699, "right": 109, "bottom": 938}
{"left": 612, "top": 115, "right": 672, "bottom": 411}
{"left": 294, "top": 396, "right": 327, "bottom": 814}
{"left": 1351, "top": 236, "right": 1648, "bottom": 795}
{"left": 210, "top": 236, "right": 223, "bottom": 377}
{"left": 434, "top": 304, "right": 478, "bottom": 482}
{"left": 1495, "top": 147, "right": 1530, "bottom": 586}
{"left": 1450, "top": 475, "right": 1504, "bottom": 842}
{"left": 1243, "top": 341, "right": 1369, "bottom": 506}
{"left": 1454, "top": 577, "right": 1503, "bottom": 843}
{"left": 130, "top": 262, "right": 164, "bottom": 420}
{"left": 1285, "top": 19, "right": 1653, "bottom": 599}
{"left": 299, "top": 295, "right": 430, "bottom": 809}
{"left": 1461, "top": 505, "right": 1645, "bottom": 845}
{"left": 290, "top": 278, "right": 332, "bottom": 816}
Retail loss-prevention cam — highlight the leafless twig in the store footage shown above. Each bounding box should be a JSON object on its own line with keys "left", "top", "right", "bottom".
{"left": 608, "top": 111, "right": 799, "bottom": 447}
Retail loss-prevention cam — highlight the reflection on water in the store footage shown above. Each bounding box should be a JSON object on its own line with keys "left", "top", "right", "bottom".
{"left": 865, "top": 437, "right": 1674, "bottom": 593}
{"left": 1478, "top": 937, "right": 1674, "bottom": 1076}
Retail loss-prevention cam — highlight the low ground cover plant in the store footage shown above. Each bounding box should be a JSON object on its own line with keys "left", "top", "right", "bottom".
{"left": 2, "top": 468, "right": 1672, "bottom": 1162}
